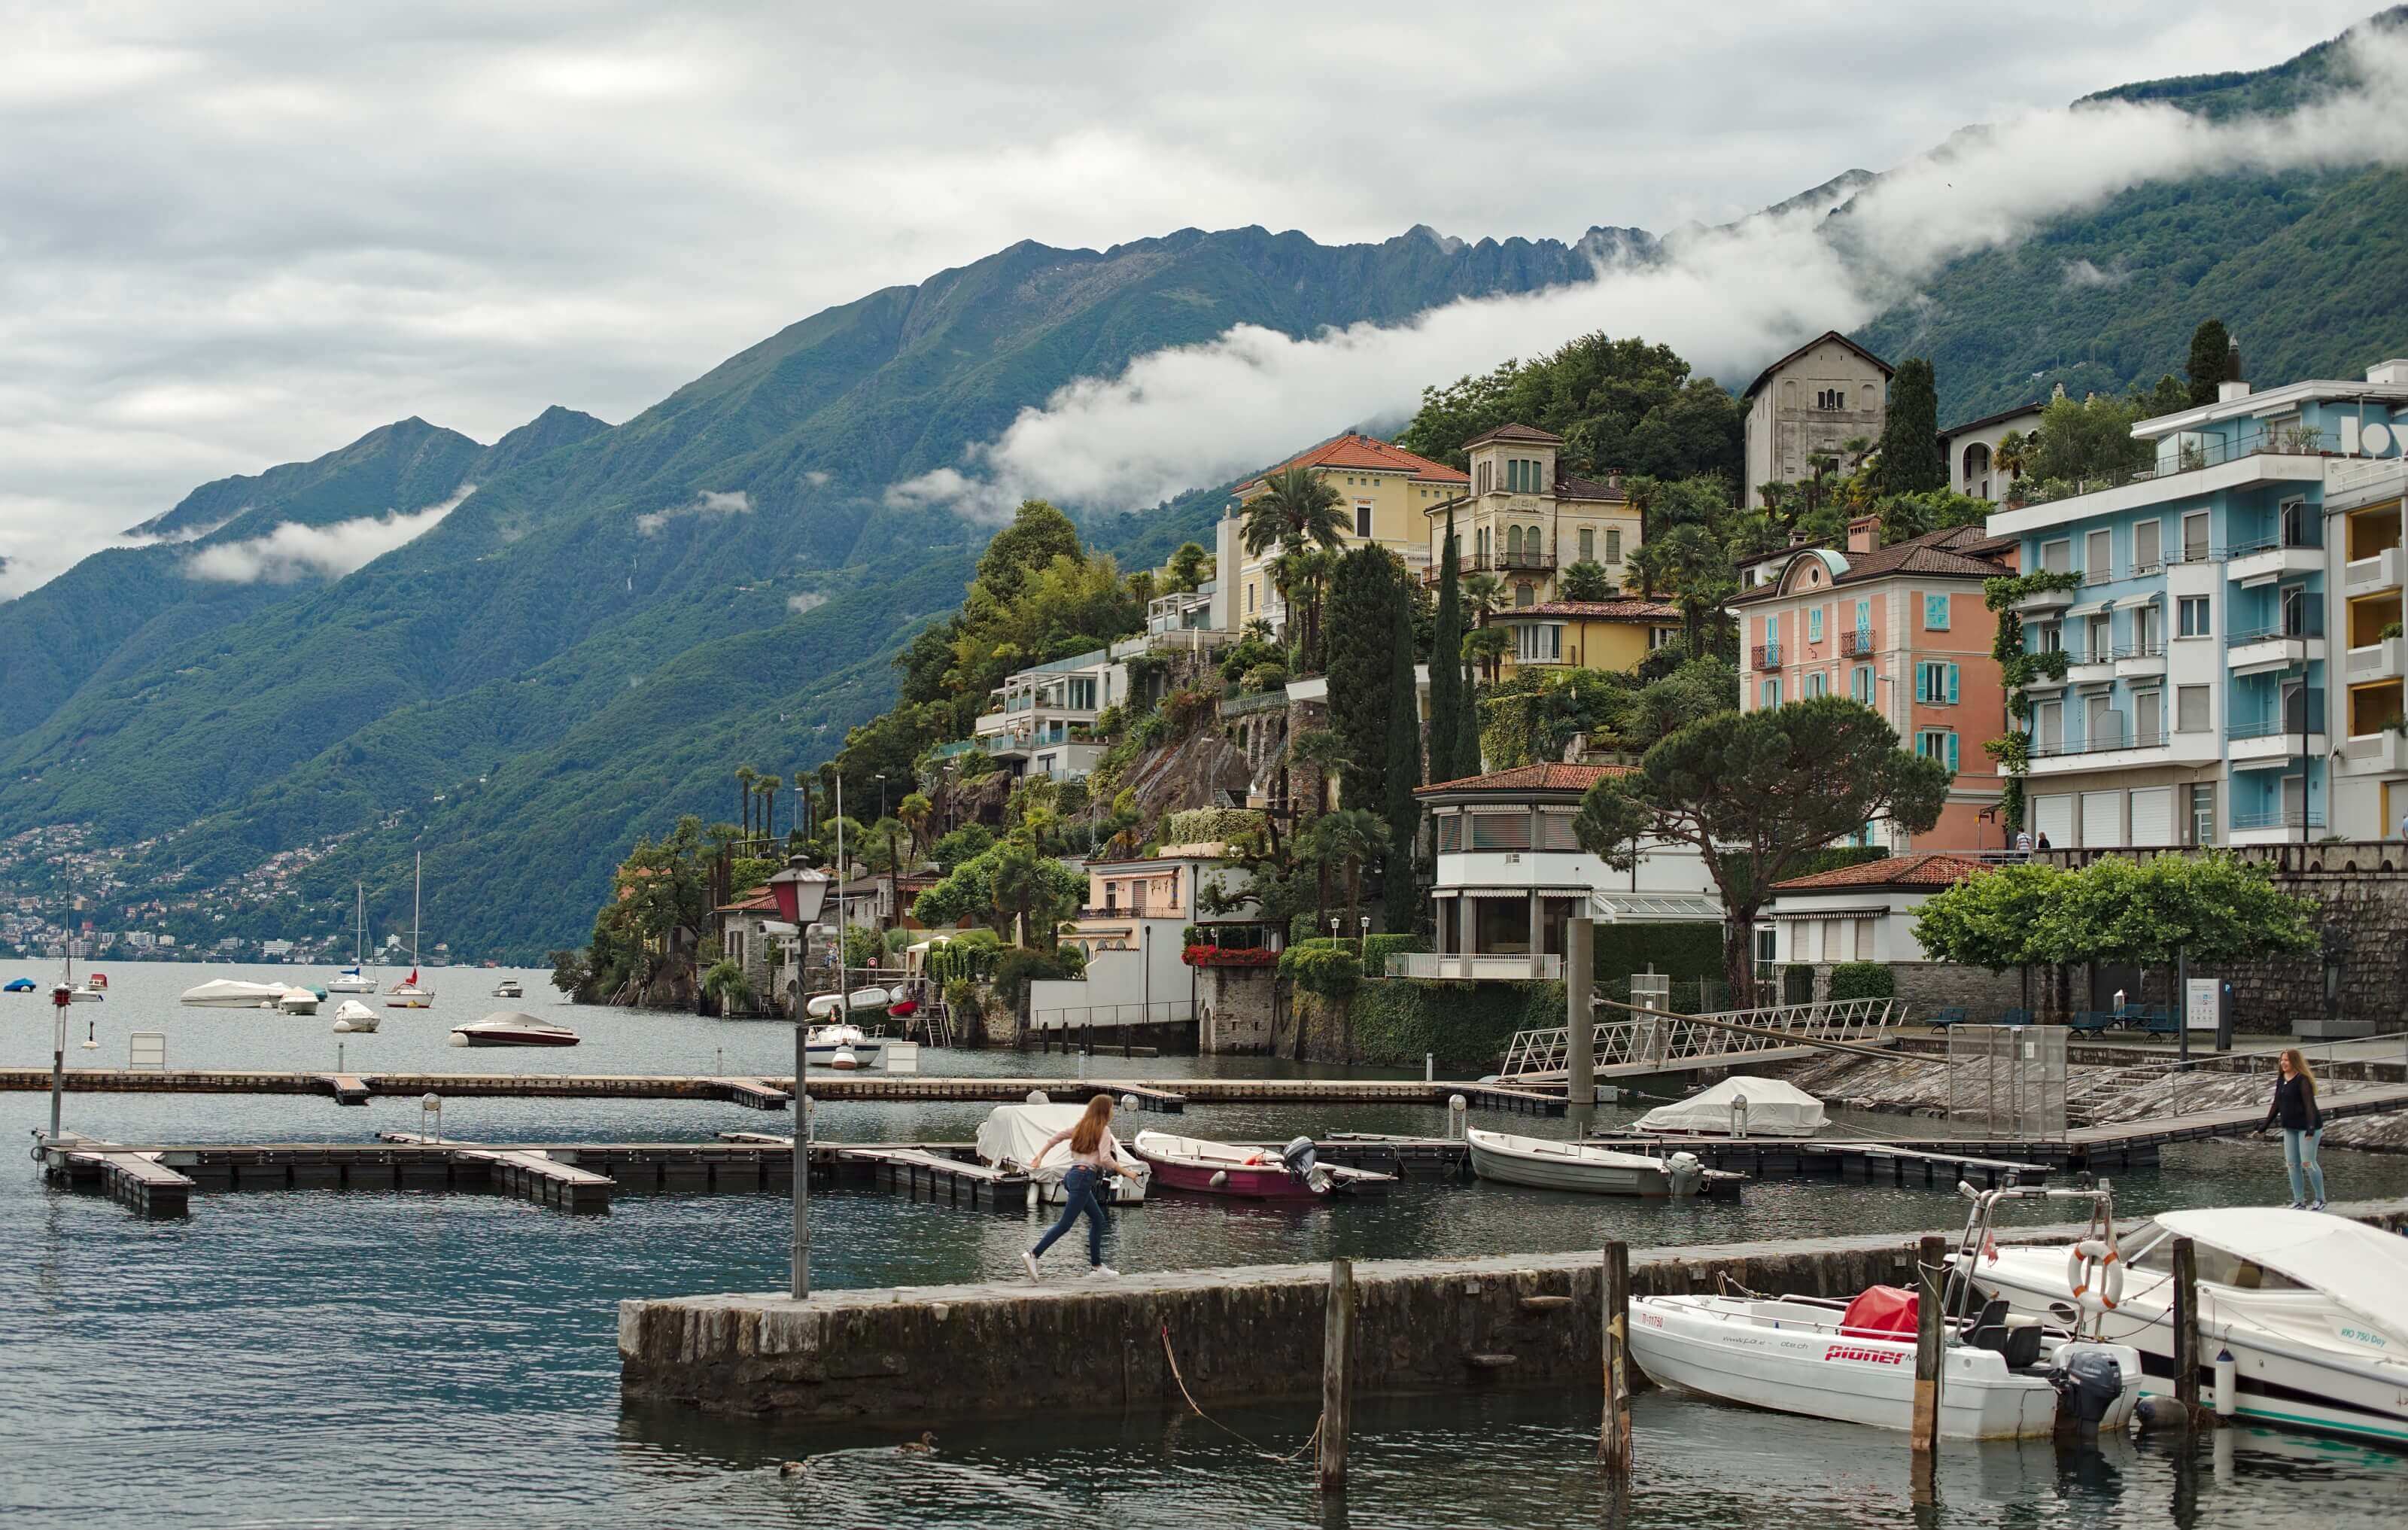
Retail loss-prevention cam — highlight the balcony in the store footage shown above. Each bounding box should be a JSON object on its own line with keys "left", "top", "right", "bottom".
{"left": 2230, "top": 805, "right": 2326, "bottom": 846}
{"left": 1391, "top": 952, "right": 1565, "bottom": 982}
{"left": 2225, "top": 525, "right": 2324, "bottom": 586}
{"left": 2014, "top": 582, "right": 2076, "bottom": 615}
{"left": 1841, "top": 627, "right": 1876, "bottom": 658}
{"left": 2227, "top": 692, "right": 2326, "bottom": 764}
{"left": 2339, "top": 729, "right": 2408, "bottom": 776}
{"left": 2227, "top": 611, "right": 2324, "bottom": 675}
{"left": 2345, "top": 637, "right": 2406, "bottom": 683}
{"left": 2112, "top": 638, "right": 2166, "bottom": 680}
{"left": 2344, "top": 546, "right": 2404, "bottom": 595}
{"left": 1751, "top": 641, "right": 1783, "bottom": 672}
{"left": 2013, "top": 423, "right": 2328, "bottom": 508}
{"left": 2065, "top": 649, "right": 2116, "bottom": 684}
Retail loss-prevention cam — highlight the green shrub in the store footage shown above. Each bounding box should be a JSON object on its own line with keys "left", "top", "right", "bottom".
{"left": 943, "top": 978, "right": 987, "bottom": 1033}
{"left": 1826, "top": 962, "right": 1896, "bottom": 1002}
{"left": 1361, "top": 932, "right": 1429, "bottom": 977}
{"left": 1162, "top": 808, "right": 1266, "bottom": 845}
{"left": 1279, "top": 942, "right": 1362, "bottom": 999}
{"left": 990, "top": 948, "right": 1077, "bottom": 1011}
{"left": 1344, "top": 978, "right": 1564, "bottom": 1068}
{"left": 1592, "top": 920, "right": 1723, "bottom": 983}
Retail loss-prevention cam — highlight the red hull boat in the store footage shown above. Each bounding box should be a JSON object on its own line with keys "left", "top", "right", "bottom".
{"left": 1130, "top": 1130, "right": 1394, "bottom": 1201}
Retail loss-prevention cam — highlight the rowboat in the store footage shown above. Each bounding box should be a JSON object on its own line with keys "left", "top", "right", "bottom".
{"left": 1131, "top": 1130, "right": 1394, "bottom": 1200}
{"left": 1465, "top": 1128, "right": 1740, "bottom": 1197}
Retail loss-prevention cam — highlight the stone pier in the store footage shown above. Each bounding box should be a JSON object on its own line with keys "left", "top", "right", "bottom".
{"left": 619, "top": 1200, "right": 2408, "bottom": 1422}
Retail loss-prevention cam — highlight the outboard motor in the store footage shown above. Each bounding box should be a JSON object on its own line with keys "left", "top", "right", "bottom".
{"left": 2054, "top": 1346, "right": 2124, "bottom": 1428}
{"left": 1665, "top": 1151, "right": 1706, "bottom": 1198}
{"left": 1280, "top": 1136, "right": 1318, "bottom": 1176}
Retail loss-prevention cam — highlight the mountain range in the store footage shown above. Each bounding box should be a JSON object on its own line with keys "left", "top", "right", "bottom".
{"left": 6, "top": 17, "right": 2406, "bottom": 957}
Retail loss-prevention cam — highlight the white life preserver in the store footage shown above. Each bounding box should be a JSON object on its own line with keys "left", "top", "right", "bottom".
{"left": 2066, "top": 1236, "right": 2124, "bottom": 1312}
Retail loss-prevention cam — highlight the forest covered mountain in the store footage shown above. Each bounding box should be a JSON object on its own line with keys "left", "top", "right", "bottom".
{"left": 6, "top": 16, "right": 2405, "bottom": 957}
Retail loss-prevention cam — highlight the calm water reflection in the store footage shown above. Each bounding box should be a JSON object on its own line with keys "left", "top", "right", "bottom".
{"left": 5, "top": 963, "right": 2404, "bottom": 1526}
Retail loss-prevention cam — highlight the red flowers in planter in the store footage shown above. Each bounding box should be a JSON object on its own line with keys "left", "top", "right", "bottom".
{"left": 1184, "top": 944, "right": 1275, "bottom": 967}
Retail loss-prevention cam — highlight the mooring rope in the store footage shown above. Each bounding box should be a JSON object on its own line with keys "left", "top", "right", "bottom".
{"left": 1158, "top": 1322, "right": 1324, "bottom": 1464}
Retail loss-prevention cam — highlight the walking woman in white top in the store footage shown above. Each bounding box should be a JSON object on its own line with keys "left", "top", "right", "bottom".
{"left": 1022, "top": 1094, "right": 1128, "bottom": 1281}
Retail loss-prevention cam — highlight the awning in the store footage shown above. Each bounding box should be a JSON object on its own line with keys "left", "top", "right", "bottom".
{"left": 1590, "top": 891, "right": 1725, "bottom": 923}
{"left": 2065, "top": 598, "right": 2115, "bottom": 619}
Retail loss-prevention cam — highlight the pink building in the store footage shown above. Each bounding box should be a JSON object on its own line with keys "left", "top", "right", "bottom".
{"left": 1729, "top": 519, "right": 2018, "bottom": 853}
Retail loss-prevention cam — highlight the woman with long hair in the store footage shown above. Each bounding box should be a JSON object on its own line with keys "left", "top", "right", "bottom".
{"left": 2259, "top": 1048, "right": 2327, "bottom": 1211}
{"left": 1023, "top": 1094, "right": 1127, "bottom": 1281}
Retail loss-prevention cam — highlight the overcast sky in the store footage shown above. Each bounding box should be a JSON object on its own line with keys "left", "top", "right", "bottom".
{"left": 0, "top": 1, "right": 2383, "bottom": 595}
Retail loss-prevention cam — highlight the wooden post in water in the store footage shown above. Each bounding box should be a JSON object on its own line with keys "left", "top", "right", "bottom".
{"left": 2172, "top": 1235, "right": 2206, "bottom": 1428}
{"left": 1566, "top": 917, "right": 1595, "bottom": 1134}
{"left": 1911, "top": 1233, "right": 1944, "bottom": 1496}
{"left": 1599, "top": 1240, "right": 1632, "bottom": 1474}
{"left": 1318, "top": 1257, "right": 1355, "bottom": 1494}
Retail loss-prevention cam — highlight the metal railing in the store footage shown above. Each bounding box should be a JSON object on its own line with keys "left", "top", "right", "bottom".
{"left": 2227, "top": 609, "right": 2324, "bottom": 643}
{"left": 1391, "top": 953, "right": 1565, "bottom": 982}
{"left": 2229, "top": 805, "right": 2326, "bottom": 831}
{"left": 2014, "top": 425, "right": 2330, "bottom": 507}
{"left": 1496, "top": 996, "right": 1903, "bottom": 1081}
{"left": 2226, "top": 691, "right": 2322, "bottom": 740}
{"left": 1841, "top": 627, "right": 1875, "bottom": 657}
{"left": 1751, "top": 642, "right": 1783, "bottom": 671}
{"left": 1029, "top": 999, "right": 1199, "bottom": 1032}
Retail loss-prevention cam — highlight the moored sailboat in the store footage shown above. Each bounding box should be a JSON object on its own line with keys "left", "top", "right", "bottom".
{"left": 386, "top": 854, "right": 436, "bottom": 1009}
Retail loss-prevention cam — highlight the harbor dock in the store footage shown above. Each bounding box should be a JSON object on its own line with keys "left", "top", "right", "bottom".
{"left": 616, "top": 1199, "right": 2408, "bottom": 1422}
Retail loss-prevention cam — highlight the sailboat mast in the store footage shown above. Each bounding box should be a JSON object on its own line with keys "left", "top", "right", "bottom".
{"left": 835, "top": 777, "right": 848, "bottom": 1026}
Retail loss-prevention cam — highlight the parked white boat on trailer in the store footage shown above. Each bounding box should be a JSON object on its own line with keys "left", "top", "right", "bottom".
{"left": 1963, "top": 1206, "right": 2408, "bottom": 1446}
{"left": 1465, "top": 1128, "right": 1739, "bottom": 1198}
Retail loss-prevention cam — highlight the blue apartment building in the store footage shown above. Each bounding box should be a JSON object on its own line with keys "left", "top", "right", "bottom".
{"left": 1986, "top": 360, "right": 2408, "bottom": 847}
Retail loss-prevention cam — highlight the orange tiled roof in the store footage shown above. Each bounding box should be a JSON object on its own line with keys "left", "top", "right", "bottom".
{"left": 1770, "top": 852, "right": 1987, "bottom": 893}
{"left": 1417, "top": 762, "right": 1631, "bottom": 795}
{"left": 713, "top": 887, "right": 779, "bottom": 914}
{"left": 1239, "top": 433, "right": 1468, "bottom": 496}
{"left": 1503, "top": 598, "right": 1681, "bottom": 622}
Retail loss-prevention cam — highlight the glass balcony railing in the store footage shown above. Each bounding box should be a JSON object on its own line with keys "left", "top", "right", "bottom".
{"left": 2227, "top": 691, "right": 2324, "bottom": 739}
{"left": 2230, "top": 805, "right": 2326, "bottom": 831}
{"left": 2227, "top": 609, "right": 2324, "bottom": 643}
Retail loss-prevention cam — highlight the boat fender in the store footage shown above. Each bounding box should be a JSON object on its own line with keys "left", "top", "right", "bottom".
{"left": 1209, "top": 1170, "right": 1229, "bottom": 1188}
{"left": 2212, "top": 1349, "right": 2236, "bottom": 1416}
{"left": 2066, "top": 1238, "right": 2124, "bottom": 1311}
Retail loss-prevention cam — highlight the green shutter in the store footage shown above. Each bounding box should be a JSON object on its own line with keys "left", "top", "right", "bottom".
{"left": 1945, "top": 733, "right": 1960, "bottom": 771}
{"left": 1947, "top": 664, "right": 1960, "bottom": 704}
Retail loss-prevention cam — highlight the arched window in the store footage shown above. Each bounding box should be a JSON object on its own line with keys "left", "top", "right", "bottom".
{"left": 1515, "top": 582, "right": 1536, "bottom": 607}
{"left": 1507, "top": 525, "right": 1523, "bottom": 561}
{"left": 1530, "top": 526, "right": 1545, "bottom": 561}
{"left": 1963, "top": 443, "right": 1990, "bottom": 479}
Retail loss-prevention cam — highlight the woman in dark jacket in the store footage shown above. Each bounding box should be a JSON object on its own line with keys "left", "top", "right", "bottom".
{"left": 2260, "top": 1048, "right": 2326, "bottom": 1210}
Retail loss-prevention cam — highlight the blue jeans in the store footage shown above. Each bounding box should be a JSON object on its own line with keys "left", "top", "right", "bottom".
{"left": 2282, "top": 1128, "right": 2326, "bottom": 1205}
{"left": 1031, "top": 1165, "right": 1111, "bottom": 1266}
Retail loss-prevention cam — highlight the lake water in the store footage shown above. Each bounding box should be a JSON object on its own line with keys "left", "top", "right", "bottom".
{"left": 6, "top": 960, "right": 2404, "bottom": 1527}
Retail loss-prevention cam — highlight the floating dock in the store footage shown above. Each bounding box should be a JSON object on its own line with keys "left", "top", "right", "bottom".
{"left": 1584, "top": 1136, "right": 2048, "bottom": 1188}
{"left": 616, "top": 1199, "right": 2408, "bottom": 1422}
{"left": 0, "top": 1067, "right": 1567, "bottom": 1116}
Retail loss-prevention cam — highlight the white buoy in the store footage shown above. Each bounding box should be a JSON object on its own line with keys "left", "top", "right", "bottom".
{"left": 2212, "top": 1349, "right": 2237, "bottom": 1416}
{"left": 332, "top": 1020, "right": 352, "bottom": 1033}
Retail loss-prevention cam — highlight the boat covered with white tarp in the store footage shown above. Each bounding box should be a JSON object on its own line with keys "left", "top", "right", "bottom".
{"left": 1636, "top": 1076, "right": 1827, "bottom": 1137}
{"left": 974, "top": 1102, "right": 1149, "bottom": 1204}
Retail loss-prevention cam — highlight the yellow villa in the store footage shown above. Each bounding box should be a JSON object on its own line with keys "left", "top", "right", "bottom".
{"left": 1211, "top": 432, "right": 1467, "bottom": 637}
{"left": 1491, "top": 597, "right": 1684, "bottom": 678}
{"left": 1424, "top": 423, "right": 1646, "bottom": 609}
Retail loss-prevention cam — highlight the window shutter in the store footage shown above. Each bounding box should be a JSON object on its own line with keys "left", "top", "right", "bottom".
{"left": 1947, "top": 665, "right": 1960, "bottom": 704}
{"left": 1945, "top": 734, "right": 1960, "bottom": 771}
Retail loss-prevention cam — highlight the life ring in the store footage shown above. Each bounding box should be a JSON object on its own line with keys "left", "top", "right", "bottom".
{"left": 2066, "top": 1236, "right": 2124, "bottom": 1312}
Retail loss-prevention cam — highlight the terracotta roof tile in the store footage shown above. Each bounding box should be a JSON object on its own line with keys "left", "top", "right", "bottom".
{"left": 1770, "top": 852, "right": 1987, "bottom": 893}
{"left": 1503, "top": 598, "right": 1680, "bottom": 622}
{"left": 1417, "top": 762, "right": 1631, "bottom": 795}
{"left": 1552, "top": 471, "right": 1630, "bottom": 502}
{"left": 1239, "top": 433, "right": 1468, "bottom": 495}
{"left": 713, "top": 888, "right": 779, "bottom": 913}
{"left": 1728, "top": 525, "right": 2013, "bottom": 605}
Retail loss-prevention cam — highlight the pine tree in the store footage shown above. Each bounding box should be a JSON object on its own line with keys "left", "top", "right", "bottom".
{"left": 1878, "top": 358, "right": 1944, "bottom": 494}
{"left": 2185, "top": 318, "right": 2232, "bottom": 408}
{"left": 1324, "top": 546, "right": 1401, "bottom": 810}
{"left": 1382, "top": 588, "right": 1423, "bottom": 933}
{"left": 1426, "top": 509, "right": 1466, "bottom": 783}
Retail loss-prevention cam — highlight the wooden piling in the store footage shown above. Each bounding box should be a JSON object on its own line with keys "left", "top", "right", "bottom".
{"left": 1911, "top": 1233, "right": 1944, "bottom": 1498}
{"left": 2172, "top": 1235, "right": 2209, "bottom": 1429}
{"left": 1318, "top": 1257, "right": 1355, "bottom": 1495}
{"left": 1600, "top": 1240, "right": 1631, "bottom": 1474}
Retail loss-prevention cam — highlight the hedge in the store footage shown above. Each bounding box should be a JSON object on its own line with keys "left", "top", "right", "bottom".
{"left": 1826, "top": 962, "right": 1896, "bottom": 1001}
{"left": 1162, "top": 808, "right": 1266, "bottom": 845}
{"left": 1279, "top": 943, "right": 1362, "bottom": 999}
{"left": 1591, "top": 920, "right": 1723, "bottom": 982}
{"left": 1345, "top": 978, "right": 1565, "bottom": 1069}
{"left": 1361, "top": 932, "right": 1429, "bottom": 978}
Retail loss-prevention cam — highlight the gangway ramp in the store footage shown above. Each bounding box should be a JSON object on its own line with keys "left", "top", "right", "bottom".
{"left": 1499, "top": 997, "right": 1905, "bottom": 1083}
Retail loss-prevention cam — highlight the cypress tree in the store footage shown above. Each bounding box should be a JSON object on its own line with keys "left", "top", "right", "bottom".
{"left": 1878, "top": 357, "right": 1944, "bottom": 494}
{"left": 2185, "top": 318, "right": 2231, "bottom": 407}
{"left": 1455, "top": 656, "right": 1482, "bottom": 778}
{"left": 1324, "top": 546, "right": 1399, "bottom": 811}
{"left": 1382, "top": 586, "right": 1423, "bottom": 933}
{"left": 1426, "top": 509, "right": 1466, "bottom": 783}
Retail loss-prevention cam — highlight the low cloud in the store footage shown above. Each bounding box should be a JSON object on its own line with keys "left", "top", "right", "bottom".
{"left": 891, "top": 27, "right": 2408, "bottom": 517}
{"left": 634, "top": 488, "right": 751, "bottom": 534}
{"left": 183, "top": 485, "right": 472, "bottom": 583}
{"left": 2060, "top": 257, "right": 2130, "bottom": 289}
{"left": 803, "top": 470, "right": 831, "bottom": 487}
{"left": 785, "top": 591, "right": 828, "bottom": 616}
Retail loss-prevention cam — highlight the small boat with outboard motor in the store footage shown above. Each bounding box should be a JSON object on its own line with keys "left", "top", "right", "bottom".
{"left": 1628, "top": 1184, "right": 2146, "bottom": 1440}
{"left": 448, "top": 1011, "right": 580, "bottom": 1047}
{"left": 1466, "top": 1127, "right": 1740, "bottom": 1197}
{"left": 974, "top": 1100, "right": 1151, "bottom": 1205}
{"left": 1132, "top": 1130, "right": 1395, "bottom": 1200}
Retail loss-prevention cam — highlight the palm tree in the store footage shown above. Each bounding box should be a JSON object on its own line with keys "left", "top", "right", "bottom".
{"left": 759, "top": 777, "right": 779, "bottom": 844}
{"left": 1461, "top": 572, "right": 1503, "bottom": 629}
{"left": 1285, "top": 726, "right": 1348, "bottom": 820}
{"left": 987, "top": 841, "right": 1050, "bottom": 949}
{"left": 1244, "top": 467, "right": 1348, "bottom": 665}
{"left": 898, "top": 792, "right": 934, "bottom": 862}
{"left": 1304, "top": 809, "right": 1389, "bottom": 934}
{"left": 734, "top": 766, "right": 758, "bottom": 840}
{"left": 1463, "top": 625, "right": 1511, "bottom": 685}
{"left": 794, "top": 771, "right": 814, "bottom": 841}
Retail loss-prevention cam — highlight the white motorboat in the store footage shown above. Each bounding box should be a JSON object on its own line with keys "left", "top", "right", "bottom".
{"left": 806, "top": 987, "right": 889, "bottom": 1018}
{"left": 448, "top": 1012, "right": 579, "bottom": 1048}
{"left": 1466, "top": 1128, "right": 1741, "bottom": 1198}
{"left": 974, "top": 1102, "right": 1151, "bottom": 1204}
{"left": 1628, "top": 1291, "right": 2143, "bottom": 1440}
{"left": 274, "top": 989, "right": 321, "bottom": 1016}
{"left": 1963, "top": 1206, "right": 2408, "bottom": 1446}
{"left": 804, "top": 1021, "right": 871, "bottom": 1065}
{"left": 492, "top": 979, "right": 523, "bottom": 999}
{"left": 1630, "top": 1184, "right": 2147, "bottom": 1440}
{"left": 329, "top": 884, "right": 376, "bottom": 991}
{"left": 330, "top": 999, "right": 380, "bottom": 1033}
{"left": 182, "top": 979, "right": 293, "bottom": 1008}
{"left": 1635, "top": 1076, "right": 1827, "bottom": 1137}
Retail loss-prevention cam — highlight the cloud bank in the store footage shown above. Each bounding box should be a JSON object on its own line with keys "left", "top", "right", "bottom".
{"left": 634, "top": 489, "right": 751, "bottom": 535}
{"left": 892, "top": 27, "right": 2408, "bottom": 517}
{"left": 183, "top": 485, "right": 473, "bottom": 583}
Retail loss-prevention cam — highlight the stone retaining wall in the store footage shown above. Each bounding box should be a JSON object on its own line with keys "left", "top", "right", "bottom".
{"left": 619, "top": 1202, "right": 2408, "bottom": 1422}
